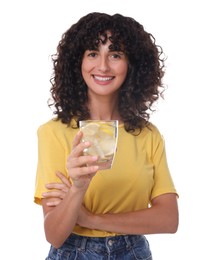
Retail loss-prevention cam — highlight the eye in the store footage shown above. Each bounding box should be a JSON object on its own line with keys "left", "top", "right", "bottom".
{"left": 87, "top": 51, "right": 98, "bottom": 58}
{"left": 109, "top": 52, "right": 124, "bottom": 60}
{"left": 111, "top": 53, "right": 121, "bottom": 59}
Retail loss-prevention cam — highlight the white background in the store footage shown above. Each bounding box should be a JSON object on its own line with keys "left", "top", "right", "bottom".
{"left": 0, "top": 0, "right": 218, "bottom": 259}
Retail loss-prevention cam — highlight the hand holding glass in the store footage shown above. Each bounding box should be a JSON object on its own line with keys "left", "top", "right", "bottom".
{"left": 79, "top": 120, "right": 118, "bottom": 170}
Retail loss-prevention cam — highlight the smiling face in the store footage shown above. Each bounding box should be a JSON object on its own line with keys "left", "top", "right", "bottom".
{"left": 81, "top": 32, "right": 128, "bottom": 99}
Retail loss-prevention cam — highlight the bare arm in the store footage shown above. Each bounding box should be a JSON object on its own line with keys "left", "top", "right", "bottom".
{"left": 77, "top": 193, "right": 178, "bottom": 235}
{"left": 41, "top": 131, "right": 99, "bottom": 248}
{"left": 44, "top": 173, "right": 178, "bottom": 237}
{"left": 42, "top": 186, "right": 85, "bottom": 248}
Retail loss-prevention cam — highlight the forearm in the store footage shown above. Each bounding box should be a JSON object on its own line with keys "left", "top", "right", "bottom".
{"left": 43, "top": 186, "right": 86, "bottom": 248}
{"left": 92, "top": 207, "right": 178, "bottom": 235}
{"left": 82, "top": 194, "right": 178, "bottom": 235}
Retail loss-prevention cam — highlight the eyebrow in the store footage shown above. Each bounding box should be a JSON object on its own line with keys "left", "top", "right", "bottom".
{"left": 86, "top": 49, "right": 125, "bottom": 54}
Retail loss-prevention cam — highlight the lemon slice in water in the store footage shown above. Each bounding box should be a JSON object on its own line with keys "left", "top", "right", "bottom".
{"left": 81, "top": 123, "right": 100, "bottom": 136}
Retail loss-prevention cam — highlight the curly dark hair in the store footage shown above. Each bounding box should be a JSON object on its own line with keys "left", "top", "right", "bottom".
{"left": 48, "top": 12, "right": 166, "bottom": 133}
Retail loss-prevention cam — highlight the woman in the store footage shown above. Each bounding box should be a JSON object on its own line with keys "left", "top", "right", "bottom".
{"left": 34, "top": 12, "right": 178, "bottom": 259}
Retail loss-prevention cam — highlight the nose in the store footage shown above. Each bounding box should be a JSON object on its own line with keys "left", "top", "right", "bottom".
{"left": 98, "top": 56, "right": 110, "bottom": 72}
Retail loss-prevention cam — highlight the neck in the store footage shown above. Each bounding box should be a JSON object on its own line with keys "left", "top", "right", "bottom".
{"left": 87, "top": 95, "right": 121, "bottom": 121}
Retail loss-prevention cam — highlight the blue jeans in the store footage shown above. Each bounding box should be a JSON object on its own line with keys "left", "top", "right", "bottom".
{"left": 46, "top": 233, "right": 152, "bottom": 260}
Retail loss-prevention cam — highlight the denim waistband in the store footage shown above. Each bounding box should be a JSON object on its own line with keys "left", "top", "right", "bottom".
{"left": 65, "top": 233, "right": 144, "bottom": 252}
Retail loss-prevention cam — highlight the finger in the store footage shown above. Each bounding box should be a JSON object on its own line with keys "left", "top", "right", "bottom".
{"left": 70, "top": 140, "right": 92, "bottom": 159}
{"left": 67, "top": 154, "right": 98, "bottom": 169}
{"left": 55, "top": 171, "right": 72, "bottom": 187}
{"left": 72, "top": 131, "right": 83, "bottom": 149}
{"left": 45, "top": 183, "right": 67, "bottom": 190}
{"left": 42, "top": 190, "right": 66, "bottom": 199}
{"left": 70, "top": 165, "right": 99, "bottom": 181}
{"left": 46, "top": 199, "right": 62, "bottom": 207}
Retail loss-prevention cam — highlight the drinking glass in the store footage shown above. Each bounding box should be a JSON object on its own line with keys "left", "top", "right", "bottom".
{"left": 79, "top": 120, "right": 118, "bottom": 170}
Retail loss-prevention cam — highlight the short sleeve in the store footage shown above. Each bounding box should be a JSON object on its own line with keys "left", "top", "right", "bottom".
{"left": 34, "top": 124, "right": 68, "bottom": 205}
{"left": 150, "top": 131, "right": 177, "bottom": 200}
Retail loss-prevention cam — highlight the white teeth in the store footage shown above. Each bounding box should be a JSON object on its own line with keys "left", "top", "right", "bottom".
{"left": 94, "top": 76, "right": 113, "bottom": 81}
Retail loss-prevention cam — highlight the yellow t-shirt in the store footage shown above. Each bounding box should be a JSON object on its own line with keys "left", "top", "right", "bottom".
{"left": 34, "top": 119, "right": 177, "bottom": 237}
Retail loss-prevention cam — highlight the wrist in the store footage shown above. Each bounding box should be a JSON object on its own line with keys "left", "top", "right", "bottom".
{"left": 89, "top": 213, "right": 102, "bottom": 230}
{"left": 69, "top": 185, "right": 87, "bottom": 197}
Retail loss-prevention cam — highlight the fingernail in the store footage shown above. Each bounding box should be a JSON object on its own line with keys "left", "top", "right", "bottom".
{"left": 93, "top": 166, "right": 99, "bottom": 171}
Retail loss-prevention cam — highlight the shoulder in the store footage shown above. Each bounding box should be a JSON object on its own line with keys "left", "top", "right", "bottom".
{"left": 138, "top": 122, "right": 166, "bottom": 153}
{"left": 37, "top": 118, "right": 78, "bottom": 137}
{"left": 37, "top": 118, "right": 65, "bottom": 134}
{"left": 121, "top": 122, "right": 163, "bottom": 142}
{"left": 141, "top": 122, "right": 163, "bottom": 139}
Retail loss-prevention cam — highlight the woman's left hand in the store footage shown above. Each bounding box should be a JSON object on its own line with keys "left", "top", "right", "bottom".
{"left": 42, "top": 171, "right": 72, "bottom": 206}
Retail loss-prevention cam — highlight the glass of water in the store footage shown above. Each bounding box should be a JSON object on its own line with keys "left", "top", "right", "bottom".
{"left": 79, "top": 120, "right": 118, "bottom": 170}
